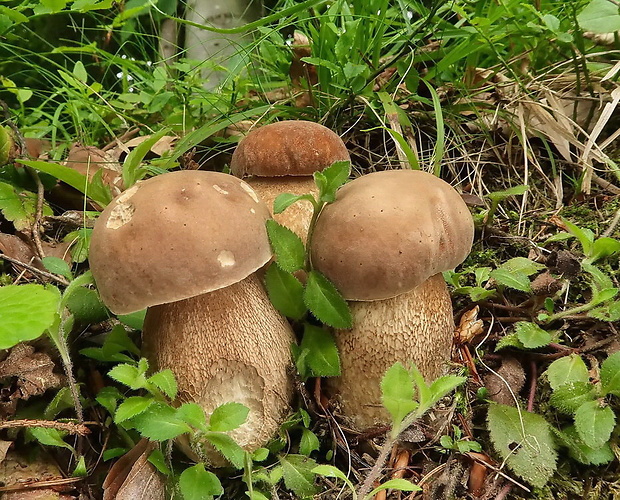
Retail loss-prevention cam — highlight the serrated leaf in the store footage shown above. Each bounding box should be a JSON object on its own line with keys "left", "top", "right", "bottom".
{"left": 367, "top": 478, "right": 421, "bottom": 497}
{"left": 574, "top": 401, "right": 615, "bottom": 449}
{"left": 273, "top": 193, "right": 316, "bottom": 214}
{"left": 107, "top": 363, "right": 142, "bottom": 389}
{"left": 179, "top": 463, "right": 223, "bottom": 500}
{"left": 559, "top": 425, "right": 615, "bottom": 465}
{"left": 300, "top": 324, "right": 340, "bottom": 377}
{"left": 266, "top": 220, "right": 305, "bottom": 272}
{"left": 499, "top": 257, "right": 545, "bottom": 276}
{"left": 147, "top": 369, "right": 177, "bottom": 399}
{"left": 549, "top": 382, "right": 597, "bottom": 414}
{"left": 490, "top": 269, "right": 531, "bottom": 292}
{"left": 589, "top": 300, "right": 620, "bottom": 322}
{"left": 514, "top": 322, "right": 552, "bottom": 349}
{"left": 313, "top": 160, "right": 350, "bottom": 203}
{"left": 577, "top": 0, "right": 620, "bottom": 33}
{"left": 0, "top": 181, "right": 53, "bottom": 230}
{"left": 279, "top": 455, "right": 318, "bottom": 498}
{"left": 299, "top": 429, "right": 320, "bottom": 456}
{"left": 176, "top": 403, "right": 207, "bottom": 430}
{"left": 125, "top": 402, "right": 192, "bottom": 441}
{"left": 589, "top": 237, "right": 620, "bottom": 263}
{"left": 264, "top": 263, "right": 306, "bottom": 319}
{"left": 546, "top": 355, "right": 589, "bottom": 390}
{"left": 495, "top": 333, "right": 526, "bottom": 351}
{"left": 304, "top": 271, "right": 352, "bottom": 328}
{"left": 487, "top": 404, "right": 557, "bottom": 488}
{"left": 381, "top": 363, "right": 418, "bottom": 428}
{"left": 600, "top": 351, "right": 620, "bottom": 396}
{"left": 428, "top": 375, "right": 466, "bottom": 406}
{"left": 204, "top": 431, "right": 245, "bottom": 468}
{"left": 0, "top": 284, "right": 61, "bottom": 349}
{"left": 114, "top": 396, "right": 154, "bottom": 423}
{"left": 96, "top": 386, "right": 123, "bottom": 415}
{"left": 209, "top": 402, "right": 249, "bottom": 432}
{"left": 41, "top": 256, "right": 73, "bottom": 279}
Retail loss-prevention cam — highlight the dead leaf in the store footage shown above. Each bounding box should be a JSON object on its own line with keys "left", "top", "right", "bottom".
{"left": 289, "top": 31, "right": 317, "bottom": 108}
{"left": 0, "top": 440, "right": 12, "bottom": 463}
{"left": 455, "top": 306, "right": 484, "bottom": 344}
{"left": 103, "top": 439, "right": 159, "bottom": 500}
{"left": 484, "top": 356, "right": 525, "bottom": 406}
{"left": 0, "top": 234, "right": 41, "bottom": 272}
{"left": 0, "top": 344, "right": 64, "bottom": 403}
{"left": 109, "top": 135, "right": 177, "bottom": 161}
{"left": 63, "top": 145, "right": 123, "bottom": 196}
{"left": 115, "top": 457, "right": 166, "bottom": 500}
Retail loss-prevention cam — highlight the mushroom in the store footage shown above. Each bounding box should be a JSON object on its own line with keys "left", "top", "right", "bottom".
{"left": 309, "top": 170, "right": 474, "bottom": 430}
{"left": 89, "top": 170, "right": 295, "bottom": 462}
{"left": 230, "top": 120, "right": 350, "bottom": 241}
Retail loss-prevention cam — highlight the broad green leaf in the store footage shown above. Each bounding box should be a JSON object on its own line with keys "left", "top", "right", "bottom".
{"left": 147, "top": 369, "right": 177, "bottom": 399}
{"left": 148, "top": 448, "right": 171, "bottom": 475}
{"left": 209, "top": 402, "right": 249, "bottom": 432}
{"left": 252, "top": 448, "right": 269, "bottom": 461}
{"left": 279, "top": 455, "right": 318, "bottom": 498}
{"left": 546, "top": 355, "right": 589, "bottom": 390}
{"left": 300, "top": 56, "right": 340, "bottom": 72}
{"left": 28, "top": 427, "right": 74, "bottom": 452}
{"left": 589, "top": 301, "right": 620, "bottom": 322}
{"left": 367, "top": 479, "right": 421, "bottom": 497}
{"left": 487, "top": 404, "right": 557, "bottom": 488}
{"left": 313, "top": 161, "right": 350, "bottom": 203}
{"left": 73, "top": 456, "right": 88, "bottom": 477}
{"left": 118, "top": 309, "right": 146, "bottom": 330}
{"left": 304, "top": 271, "right": 352, "bottom": 329}
{"left": 73, "top": 61, "right": 87, "bottom": 82}
{"left": 65, "top": 286, "right": 108, "bottom": 325}
{"left": 0, "top": 284, "right": 60, "bottom": 349}
{"left": 381, "top": 363, "right": 418, "bottom": 428}
{"left": 0, "top": 181, "right": 53, "bottom": 230}
{"left": 600, "top": 351, "right": 620, "bottom": 396}
{"left": 44, "top": 387, "right": 74, "bottom": 420}
{"left": 266, "top": 220, "right": 306, "bottom": 272}
{"left": 300, "top": 324, "right": 340, "bottom": 377}
{"left": 312, "top": 464, "right": 354, "bottom": 490}
{"left": 107, "top": 363, "right": 142, "bottom": 389}
{"left": 514, "top": 322, "right": 552, "bottom": 349}
{"left": 41, "top": 256, "right": 73, "bottom": 279}
{"left": 589, "top": 237, "right": 620, "bottom": 263}
{"left": 64, "top": 228, "right": 92, "bottom": 263}
{"left": 273, "top": 193, "right": 316, "bottom": 214}
{"left": 114, "top": 396, "right": 154, "bottom": 423}
{"left": 559, "top": 425, "right": 615, "bottom": 466}
{"left": 499, "top": 258, "right": 545, "bottom": 276}
{"left": 428, "top": 375, "right": 467, "bottom": 406}
{"left": 549, "top": 382, "right": 597, "bottom": 414}
{"left": 591, "top": 288, "right": 618, "bottom": 306}
{"left": 126, "top": 402, "right": 192, "bottom": 441}
{"left": 574, "top": 401, "right": 615, "bottom": 449}
{"left": 179, "top": 463, "right": 223, "bottom": 500}
{"left": 490, "top": 269, "right": 531, "bottom": 292}
{"left": 176, "top": 403, "right": 207, "bottom": 430}
{"left": 299, "top": 429, "right": 320, "bottom": 456}
{"left": 577, "top": 0, "right": 620, "bottom": 33}
{"left": 563, "top": 218, "right": 594, "bottom": 256}
{"left": 204, "top": 431, "right": 245, "bottom": 468}
{"left": 264, "top": 264, "right": 306, "bottom": 320}
{"left": 96, "top": 386, "right": 123, "bottom": 415}
{"left": 495, "top": 333, "right": 526, "bottom": 351}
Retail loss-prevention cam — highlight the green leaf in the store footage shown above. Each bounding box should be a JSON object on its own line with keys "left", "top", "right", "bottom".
{"left": 495, "top": 333, "right": 527, "bottom": 351}
{"left": 0, "top": 181, "right": 53, "bottom": 230}
{"left": 490, "top": 269, "right": 531, "bottom": 292}
{"left": 546, "top": 355, "right": 590, "bottom": 390}
{"left": 549, "top": 382, "right": 597, "bottom": 414}
{"left": 589, "top": 300, "right": 620, "bottom": 322}
{"left": 41, "top": 256, "right": 73, "bottom": 279}
{"left": 381, "top": 363, "right": 418, "bottom": 428}
{"left": 279, "top": 455, "right": 318, "bottom": 498}
{"left": 176, "top": 403, "right": 207, "bottom": 430}
{"left": 115, "top": 396, "right": 154, "bottom": 423}
{"left": 514, "top": 322, "right": 552, "bottom": 349}
{"left": 179, "top": 463, "right": 223, "bottom": 500}
{"left": 107, "top": 363, "right": 143, "bottom": 389}
{"left": 428, "top": 375, "right": 467, "bottom": 406}
{"left": 311, "top": 464, "right": 354, "bottom": 491}
{"left": 558, "top": 425, "right": 615, "bottom": 466}
{"left": 499, "top": 257, "right": 546, "bottom": 276}
{"left": 600, "top": 351, "right": 620, "bottom": 396}
{"left": 73, "top": 456, "right": 88, "bottom": 477}
{"left": 0, "top": 284, "right": 61, "bottom": 349}
{"left": 487, "top": 404, "right": 557, "bottom": 488}
{"left": 264, "top": 264, "right": 306, "bottom": 320}
{"left": 209, "top": 402, "right": 249, "bottom": 432}
{"left": 73, "top": 60, "right": 87, "bottom": 82}
{"left": 299, "top": 429, "right": 320, "bottom": 456}
{"left": 65, "top": 286, "right": 108, "bottom": 324}
{"left": 313, "top": 160, "right": 350, "bottom": 203}
{"left": 577, "top": 0, "right": 620, "bottom": 33}
{"left": 563, "top": 218, "right": 594, "bottom": 256}
{"left": 118, "top": 309, "right": 146, "bottom": 330}
{"left": 574, "top": 401, "right": 615, "bottom": 449}
{"left": 96, "top": 386, "right": 123, "bottom": 415}
{"left": 589, "top": 237, "right": 620, "bottom": 263}
{"left": 265, "top": 220, "right": 306, "bottom": 272}
{"left": 147, "top": 369, "right": 177, "bottom": 399}
{"left": 367, "top": 479, "right": 421, "bottom": 497}
{"left": 300, "top": 324, "right": 340, "bottom": 377}
{"left": 126, "top": 402, "right": 192, "bottom": 441}
{"left": 304, "top": 271, "right": 352, "bottom": 329}
{"left": 204, "top": 431, "right": 245, "bottom": 468}
{"left": 64, "top": 228, "right": 92, "bottom": 263}
{"left": 122, "top": 129, "right": 170, "bottom": 187}
{"left": 486, "top": 185, "right": 528, "bottom": 202}
{"left": 273, "top": 193, "right": 316, "bottom": 214}
{"left": 28, "top": 427, "right": 74, "bottom": 452}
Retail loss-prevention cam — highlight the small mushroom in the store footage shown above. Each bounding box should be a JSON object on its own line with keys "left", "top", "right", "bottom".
{"left": 309, "top": 170, "right": 474, "bottom": 430}
{"left": 230, "top": 120, "right": 350, "bottom": 241}
{"left": 89, "top": 170, "right": 295, "bottom": 463}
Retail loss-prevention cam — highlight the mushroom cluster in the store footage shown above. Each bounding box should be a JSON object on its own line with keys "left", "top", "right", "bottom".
{"left": 230, "top": 120, "right": 350, "bottom": 241}
{"left": 89, "top": 170, "right": 295, "bottom": 462}
{"left": 310, "top": 169, "right": 474, "bottom": 430}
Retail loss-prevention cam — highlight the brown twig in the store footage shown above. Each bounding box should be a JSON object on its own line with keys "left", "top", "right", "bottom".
{"left": 494, "top": 483, "right": 513, "bottom": 500}
{"left": 527, "top": 360, "right": 537, "bottom": 412}
{"left": 0, "top": 477, "right": 83, "bottom": 492}
{"left": 0, "top": 418, "right": 90, "bottom": 436}
{"left": 26, "top": 167, "right": 46, "bottom": 259}
{"left": 0, "top": 252, "right": 70, "bottom": 286}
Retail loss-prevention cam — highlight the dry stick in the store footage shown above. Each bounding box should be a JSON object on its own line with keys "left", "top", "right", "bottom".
{"left": 602, "top": 206, "right": 620, "bottom": 237}
{"left": 527, "top": 360, "right": 537, "bottom": 413}
{"left": 592, "top": 173, "right": 620, "bottom": 195}
{"left": 0, "top": 418, "right": 90, "bottom": 436}
{"left": 0, "top": 252, "right": 70, "bottom": 285}
{"left": 26, "top": 167, "right": 46, "bottom": 259}
{"left": 0, "top": 477, "right": 83, "bottom": 492}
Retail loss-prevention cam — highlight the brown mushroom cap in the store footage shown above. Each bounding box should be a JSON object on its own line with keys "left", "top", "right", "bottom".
{"left": 89, "top": 170, "right": 272, "bottom": 315}
{"left": 310, "top": 170, "right": 474, "bottom": 301}
{"left": 230, "top": 120, "right": 350, "bottom": 177}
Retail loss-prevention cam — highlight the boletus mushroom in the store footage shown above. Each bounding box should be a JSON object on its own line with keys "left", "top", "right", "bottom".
{"left": 89, "top": 170, "right": 295, "bottom": 463}
{"left": 230, "top": 120, "right": 350, "bottom": 241}
{"left": 309, "top": 169, "right": 474, "bottom": 430}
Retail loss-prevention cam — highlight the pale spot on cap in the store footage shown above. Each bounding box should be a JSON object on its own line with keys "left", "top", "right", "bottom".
{"left": 212, "top": 184, "right": 229, "bottom": 195}
{"left": 106, "top": 184, "right": 139, "bottom": 229}
{"left": 217, "top": 250, "right": 235, "bottom": 267}
{"left": 239, "top": 181, "right": 260, "bottom": 203}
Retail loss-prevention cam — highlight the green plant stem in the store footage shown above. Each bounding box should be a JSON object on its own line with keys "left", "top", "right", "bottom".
{"left": 544, "top": 302, "right": 596, "bottom": 323}
{"left": 304, "top": 199, "right": 323, "bottom": 271}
